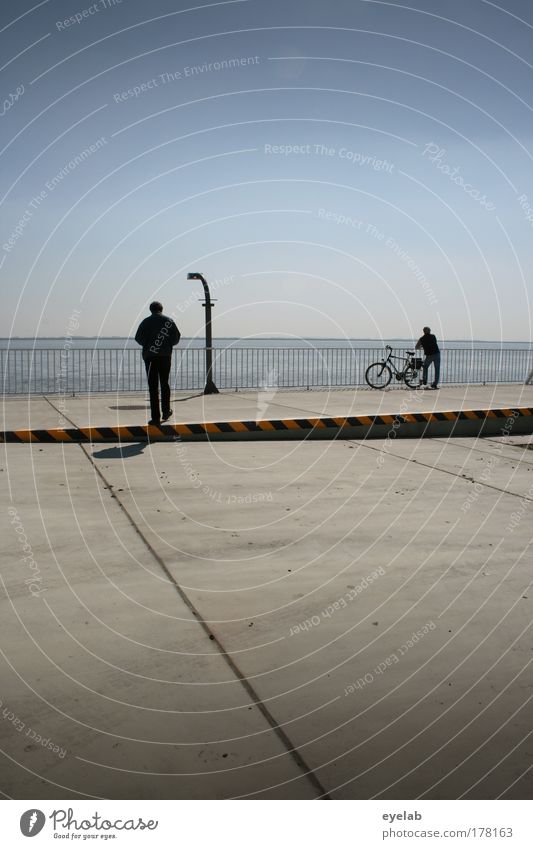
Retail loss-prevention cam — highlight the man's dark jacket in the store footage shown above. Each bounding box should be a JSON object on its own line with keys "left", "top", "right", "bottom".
{"left": 135, "top": 313, "right": 180, "bottom": 358}
{"left": 417, "top": 333, "right": 439, "bottom": 356}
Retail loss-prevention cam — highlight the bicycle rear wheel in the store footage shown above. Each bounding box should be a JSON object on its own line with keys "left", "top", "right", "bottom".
{"left": 404, "top": 366, "right": 421, "bottom": 389}
{"left": 365, "top": 362, "right": 392, "bottom": 389}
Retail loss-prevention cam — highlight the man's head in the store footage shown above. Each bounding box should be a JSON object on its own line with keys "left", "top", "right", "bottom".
{"left": 150, "top": 301, "right": 163, "bottom": 314}
{"left": 423, "top": 326, "right": 431, "bottom": 334}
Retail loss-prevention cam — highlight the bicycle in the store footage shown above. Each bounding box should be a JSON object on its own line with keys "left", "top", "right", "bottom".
{"left": 365, "top": 345, "right": 423, "bottom": 389}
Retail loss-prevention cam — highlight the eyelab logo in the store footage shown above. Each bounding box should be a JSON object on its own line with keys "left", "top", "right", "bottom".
{"left": 20, "top": 810, "right": 46, "bottom": 837}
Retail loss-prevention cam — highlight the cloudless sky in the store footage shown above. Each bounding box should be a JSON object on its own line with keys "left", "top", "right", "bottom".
{"left": 1, "top": 0, "right": 533, "bottom": 342}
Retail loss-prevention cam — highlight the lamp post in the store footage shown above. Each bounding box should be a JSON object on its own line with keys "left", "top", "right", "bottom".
{"left": 187, "top": 272, "right": 219, "bottom": 395}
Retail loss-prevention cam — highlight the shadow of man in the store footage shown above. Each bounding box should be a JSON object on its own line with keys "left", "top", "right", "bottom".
{"left": 92, "top": 442, "right": 147, "bottom": 460}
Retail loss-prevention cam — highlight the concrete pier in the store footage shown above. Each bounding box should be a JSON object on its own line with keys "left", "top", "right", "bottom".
{"left": 1, "top": 386, "right": 532, "bottom": 799}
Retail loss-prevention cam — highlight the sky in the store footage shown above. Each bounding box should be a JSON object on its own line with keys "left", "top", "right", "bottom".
{"left": 1, "top": 0, "right": 533, "bottom": 342}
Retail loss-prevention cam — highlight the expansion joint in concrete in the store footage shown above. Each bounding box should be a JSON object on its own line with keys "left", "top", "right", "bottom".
{"left": 363, "top": 439, "right": 533, "bottom": 503}
{"left": 41, "top": 397, "right": 329, "bottom": 798}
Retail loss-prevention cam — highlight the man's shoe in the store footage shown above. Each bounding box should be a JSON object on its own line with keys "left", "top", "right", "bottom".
{"left": 162, "top": 409, "right": 173, "bottom": 422}
{"left": 148, "top": 419, "right": 161, "bottom": 426}
{"left": 431, "top": 384, "right": 439, "bottom": 390}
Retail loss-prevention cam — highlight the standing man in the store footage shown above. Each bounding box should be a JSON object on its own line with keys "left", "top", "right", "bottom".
{"left": 135, "top": 302, "right": 180, "bottom": 424}
{"left": 415, "top": 326, "right": 441, "bottom": 389}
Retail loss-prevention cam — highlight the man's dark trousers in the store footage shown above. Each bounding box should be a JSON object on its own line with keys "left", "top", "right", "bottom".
{"left": 144, "top": 356, "right": 171, "bottom": 422}
{"left": 422, "top": 352, "right": 441, "bottom": 387}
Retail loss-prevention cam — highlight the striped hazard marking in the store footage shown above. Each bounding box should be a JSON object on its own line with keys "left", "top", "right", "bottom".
{"left": 1, "top": 407, "right": 531, "bottom": 443}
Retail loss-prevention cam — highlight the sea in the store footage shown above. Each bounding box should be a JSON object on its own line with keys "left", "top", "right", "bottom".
{"left": 1, "top": 338, "right": 532, "bottom": 394}
{"left": 1, "top": 338, "right": 532, "bottom": 350}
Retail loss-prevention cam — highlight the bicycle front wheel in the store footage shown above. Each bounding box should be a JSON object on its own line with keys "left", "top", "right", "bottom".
{"left": 365, "top": 362, "right": 392, "bottom": 389}
{"left": 404, "top": 366, "right": 421, "bottom": 389}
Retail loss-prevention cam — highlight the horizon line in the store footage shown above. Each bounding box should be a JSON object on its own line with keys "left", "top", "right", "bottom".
{"left": 2, "top": 336, "right": 532, "bottom": 344}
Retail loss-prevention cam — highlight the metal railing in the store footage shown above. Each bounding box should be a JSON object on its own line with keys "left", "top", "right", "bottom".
{"left": 1, "top": 346, "right": 532, "bottom": 395}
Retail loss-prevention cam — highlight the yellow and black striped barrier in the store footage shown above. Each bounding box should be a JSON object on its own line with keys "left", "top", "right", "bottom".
{"left": 1, "top": 407, "right": 532, "bottom": 443}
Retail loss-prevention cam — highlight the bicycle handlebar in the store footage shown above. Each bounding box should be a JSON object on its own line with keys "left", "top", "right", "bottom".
{"left": 384, "top": 345, "right": 416, "bottom": 356}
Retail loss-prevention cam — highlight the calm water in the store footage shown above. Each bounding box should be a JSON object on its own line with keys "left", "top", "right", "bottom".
{"left": 1, "top": 339, "right": 532, "bottom": 394}
{"left": 2, "top": 337, "right": 532, "bottom": 350}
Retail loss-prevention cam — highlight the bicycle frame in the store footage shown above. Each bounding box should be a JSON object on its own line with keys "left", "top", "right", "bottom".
{"left": 381, "top": 346, "right": 413, "bottom": 378}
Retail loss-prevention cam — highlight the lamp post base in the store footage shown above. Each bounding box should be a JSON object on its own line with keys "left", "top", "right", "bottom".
{"left": 203, "top": 380, "right": 219, "bottom": 395}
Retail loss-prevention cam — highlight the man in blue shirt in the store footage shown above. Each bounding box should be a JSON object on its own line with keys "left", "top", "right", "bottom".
{"left": 415, "top": 326, "right": 440, "bottom": 389}
{"left": 135, "top": 302, "right": 180, "bottom": 424}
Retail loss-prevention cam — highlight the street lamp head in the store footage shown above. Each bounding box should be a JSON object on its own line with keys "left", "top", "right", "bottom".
{"left": 187, "top": 272, "right": 204, "bottom": 281}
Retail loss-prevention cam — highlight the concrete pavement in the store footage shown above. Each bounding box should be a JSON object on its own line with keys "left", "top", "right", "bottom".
{"left": 1, "top": 388, "right": 532, "bottom": 798}
{"left": 2, "top": 386, "right": 533, "bottom": 442}
{"left": 2, "top": 385, "right": 533, "bottom": 431}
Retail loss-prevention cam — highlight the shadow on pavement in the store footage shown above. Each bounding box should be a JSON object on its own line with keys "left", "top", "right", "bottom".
{"left": 109, "top": 393, "right": 204, "bottom": 410}
{"left": 172, "top": 393, "right": 205, "bottom": 402}
{"left": 107, "top": 405, "right": 148, "bottom": 410}
{"left": 92, "top": 442, "right": 148, "bottom": 459}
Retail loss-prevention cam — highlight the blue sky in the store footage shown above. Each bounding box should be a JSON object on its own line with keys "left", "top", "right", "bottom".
{"left": 2, "top": 0, "right": 533, "bottom": 341}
